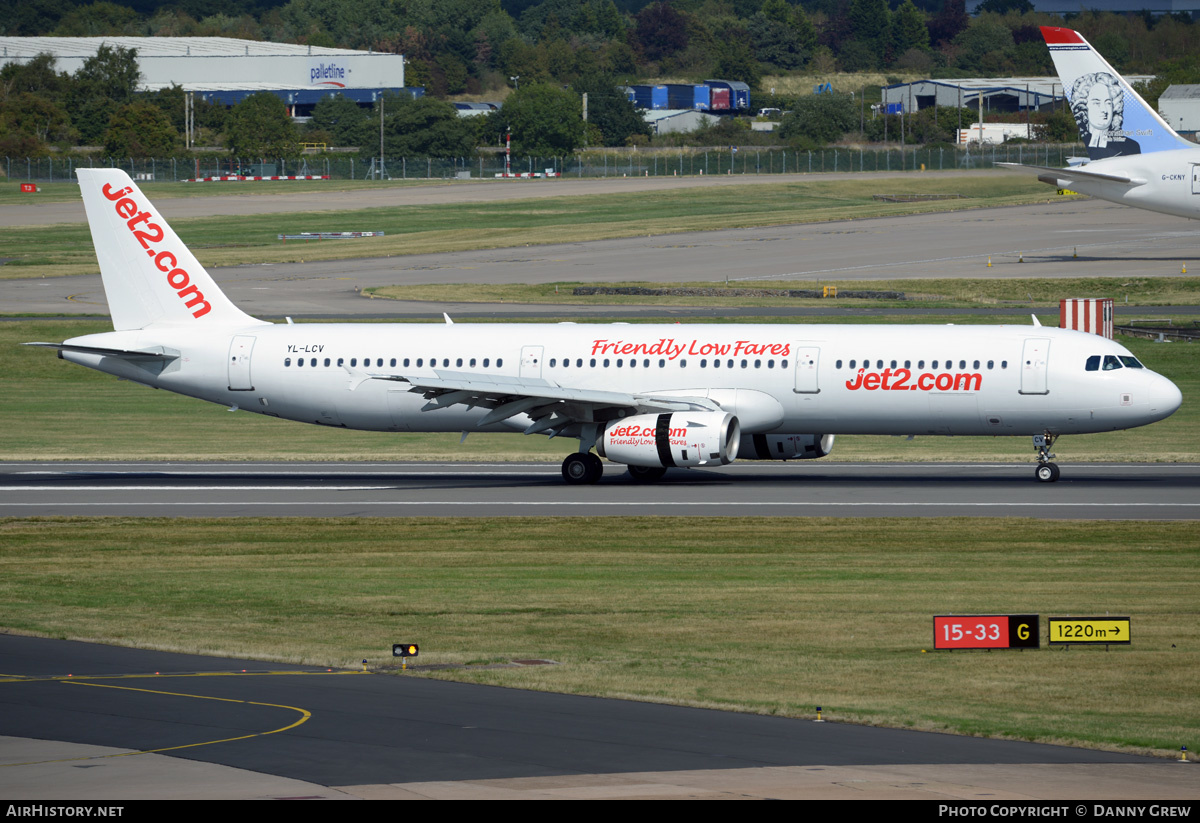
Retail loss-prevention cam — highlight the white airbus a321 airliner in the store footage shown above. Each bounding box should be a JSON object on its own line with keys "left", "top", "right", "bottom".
{"left": 30, "top": 170, "right": 1181, "bottom": 484}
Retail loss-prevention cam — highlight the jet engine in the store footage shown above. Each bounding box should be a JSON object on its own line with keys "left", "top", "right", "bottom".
{"left": 597, "top": 412, "right": 740, "bottom": 468}
{"left": 737, "top": 433, "right": 835, "bottom": 460}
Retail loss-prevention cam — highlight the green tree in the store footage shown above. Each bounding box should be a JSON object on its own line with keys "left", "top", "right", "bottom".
{"left": 574, "top": 74, "right": 650, "bottom": 147}
{"left": 278, "top": 0, "right": 402, "bottom": 50}
{"left": 747, "top": 13, "right": 809, "bottom": 70}
{"left": 496, "top": 83, "right": 584, "bottom": 156}
{"left": 1033, "top": 108, "right": 1080, "bottom": 144}
{"left": 380, "top": 95, "right": 477, "bottom": 156}
{"left": 929, "top": 0, "right": 969, "bottom": 48}
{"left": 779, "top": 93, "right": 857, "bottom": 146}
{"left": 975, "top": 0, "right": 1032, "bottom": 12}
{"left": 0, "top": 53, "right": 69, "bottom": 100}
{"left": 2, "top": 0, "right": 72, "bottom": 37}
{"left": 891, "top": 0, "right": 930, "bottom": 57}
{"left": 847, "top": 0, "right": 890, "bottom": 57}
{"left": 790, "top": 6, "right": 818, "bottom": 56}
{"left": 73, "top": 43, "right": 139, "bottom": 104}
{"left": 759, "top": 0, "right": 792, "bottom": 24}
{"left": 713, "top": 38, "right": 762, "bottom": 88}
{"left": 53, "top": 1, "right": 140, "bottom": 36}
{"left": 69, "top": 44, "right": 140, "bottom": 144}
{"left": 104, "top": 101, "right": 178, "bottom": 156}
{"left": 0, "top": 92, "right": 75, "bottom": 153}
{"left": 634, "top": 2, "right": 689, "bottom": 63}
{"left": 952, "top": 17, "right": 1015, "bottom": 74}
{"left": 310, "top": 94, "right": 373, "bottom": 148}
{"left": 225, "top": 92, "right": 299, "bottom": 157}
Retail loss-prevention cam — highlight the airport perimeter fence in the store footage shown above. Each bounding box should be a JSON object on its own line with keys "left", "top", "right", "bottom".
{"left": 5, "top": 144, "right": 1079, "bottom": 184}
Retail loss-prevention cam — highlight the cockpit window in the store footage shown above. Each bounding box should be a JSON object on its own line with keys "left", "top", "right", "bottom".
{"left": 1086, "top": 355, "right": 1100, "bottom": 371}
{"left": 1119, "top": 356, "right": 1144, "bottom": 369}
{"left": 1103, "top": 355, "right": 1123, "bottom": 371}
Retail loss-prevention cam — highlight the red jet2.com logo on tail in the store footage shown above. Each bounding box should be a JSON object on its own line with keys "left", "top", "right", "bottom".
{"left": 845, "top": 368, "right": 982, "bottom": 392}
{"left": 102, "top": 183, "right": 211, "bottom": 319}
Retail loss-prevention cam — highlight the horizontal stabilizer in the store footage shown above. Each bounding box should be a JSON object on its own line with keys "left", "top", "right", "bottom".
{"left": 995, "top": 162, "right": 1141, "bottom": 186}
{"left": 24, "top": 342, "right": 178, "bottom": 360}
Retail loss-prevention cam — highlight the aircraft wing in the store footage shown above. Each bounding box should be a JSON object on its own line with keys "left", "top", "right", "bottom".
{"left": 351, "top": 367, "right": 718, "bottom": 435}
{"left": 24, "top": 342, "right": 178, "bottom": 360}
{"left": 995, "top": 162, "right": 1143, "bottom": 186}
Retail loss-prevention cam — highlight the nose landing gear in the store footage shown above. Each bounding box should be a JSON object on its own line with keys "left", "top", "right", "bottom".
{"left": 1034, "top": 432, "right": 1060, "bottom": 483}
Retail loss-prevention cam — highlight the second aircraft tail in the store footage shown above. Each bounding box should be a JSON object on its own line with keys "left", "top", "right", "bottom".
{"left": 1041, "top": 26, "right": 1192, "bottom": 161}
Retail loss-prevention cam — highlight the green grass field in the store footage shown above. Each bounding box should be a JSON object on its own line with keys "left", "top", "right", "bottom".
{"left": 1, "top": 517, "right": 1195, "bottom": 756}
{"left": 0, "top": 176, "right": 1061, "bottom": 278}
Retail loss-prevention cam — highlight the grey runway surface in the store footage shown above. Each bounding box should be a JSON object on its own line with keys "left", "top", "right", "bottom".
{"left": 3, "top": 635, "right": 1194, "bottom": 801}
{"left": 4, "top": 461, "right": 1197, "bottom": 519}
{"left": 4, "top": 197, "right": 1197, "bottom": 319}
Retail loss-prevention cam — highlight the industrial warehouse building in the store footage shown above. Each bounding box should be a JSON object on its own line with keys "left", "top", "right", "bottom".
{"left": 0, "top": 36, "right": 413, "bottom": 116}
{"left": 1158, "top": 85, "right": 1200, "bottom": 136}
{"left": 642, "top": 109, "right": 719, "bottom": 135}
{"left": 881, "top": 76, "right": 1152, "bottom": 116}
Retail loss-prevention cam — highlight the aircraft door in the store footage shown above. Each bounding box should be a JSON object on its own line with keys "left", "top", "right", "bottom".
{"left": 519, "top": 345, "right": 544, "bottom": 379}
{"left": 1192, "top": 164, "right": 1200, "bottom": 195}
{"left": 793, "top": 346, "right": 820, "bottom": 394}
{"left": 228, "top": 335, "right": 256, "bottom": 391}
{"left": 1019, "top": 338, "right": 1050, "bottom": 395}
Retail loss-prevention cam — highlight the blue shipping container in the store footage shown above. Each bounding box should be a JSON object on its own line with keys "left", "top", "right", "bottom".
{"left": 630, "top": 85, "right": 669, "bottom": 110}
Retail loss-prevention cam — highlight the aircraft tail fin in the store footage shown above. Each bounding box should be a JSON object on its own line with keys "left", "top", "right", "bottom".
{"left": 76, "top": 168, "right": 263, "bottom": 331}
{"left": 1041, "top": 26, "right": 1192, "bottom": 160}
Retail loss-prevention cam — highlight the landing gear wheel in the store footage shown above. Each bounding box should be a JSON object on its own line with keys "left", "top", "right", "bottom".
{"left": 1033, "top": 431, "right": 1061, "bottom": 484}
{"left": 1035, "top": 462, "right": 1060, "bottom": 483}
{"left": 627, "top": 465, "right": 667, "bottom": 484}
{"left": 562, "top": 452, "right": 603, "bottom": 485}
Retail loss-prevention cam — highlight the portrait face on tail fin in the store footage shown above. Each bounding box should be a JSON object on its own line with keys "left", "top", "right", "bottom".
{"left": 1068, "top": 72, "right": 1141, "bottom": 160}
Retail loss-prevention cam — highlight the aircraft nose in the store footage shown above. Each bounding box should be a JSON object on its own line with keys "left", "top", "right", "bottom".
{"left": 1149, "top": 375, "right": 1183, "bottom": 420}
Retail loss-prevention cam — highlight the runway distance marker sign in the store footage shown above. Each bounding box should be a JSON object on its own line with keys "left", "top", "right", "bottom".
{"left": 933, "top": 615, "right": 1039, "bottom": 650}
{"left": 1048, "top": 617, "right": 1131, "bottom": 645}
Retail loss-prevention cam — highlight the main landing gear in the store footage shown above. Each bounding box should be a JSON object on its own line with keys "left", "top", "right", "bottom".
{"left": 1034, "top": 431, "right": 1060, "bottom": 483}
{"left": 627, "top": 465, "right": 667, "bottom": 483}
{"left": 562, "top": 452, "right": 603, "bottom": 485}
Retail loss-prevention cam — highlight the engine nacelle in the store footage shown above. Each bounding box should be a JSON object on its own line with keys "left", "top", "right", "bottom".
{"left": 738, "top": 433, "right": 835, "bottom": 460}
{"left": 598, "top": 412, "right": 741, "bottom": 468}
